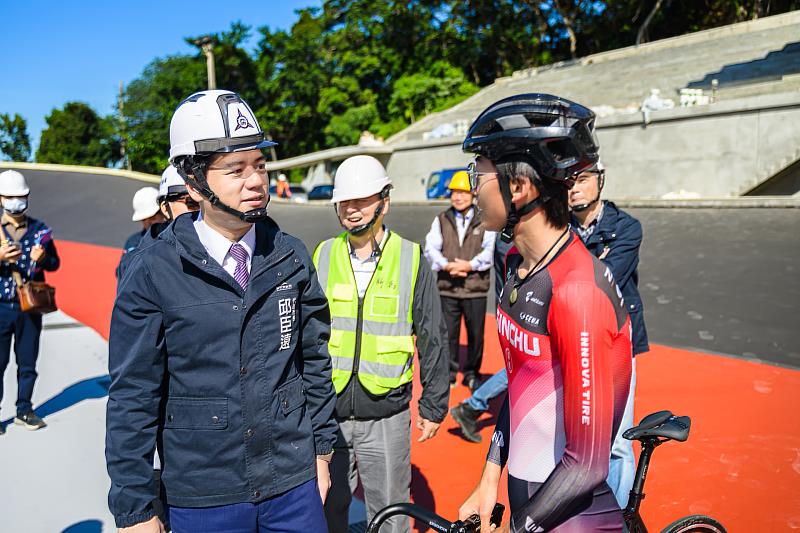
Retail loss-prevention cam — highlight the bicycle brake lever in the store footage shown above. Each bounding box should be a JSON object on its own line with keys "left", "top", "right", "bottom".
{"left": 458, "top": 504, "right": 506, "bottom": 532}
{"left": 491, "top": 503, "right": 505, "bottom": 527}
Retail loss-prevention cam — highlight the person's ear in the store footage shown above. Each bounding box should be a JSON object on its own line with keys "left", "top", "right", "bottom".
{"left": 381, "top": 195, "right": 391, "bottom": 218}
{"left": 185, "top": 182, "right": 204, "bottom": 204}
{"left": 510, "top": 176, "right": 538, "bottom": 206}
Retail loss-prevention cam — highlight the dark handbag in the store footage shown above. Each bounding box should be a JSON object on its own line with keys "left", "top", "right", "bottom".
{"left": 12, "top": 270, "right": 58, "bottom": 314}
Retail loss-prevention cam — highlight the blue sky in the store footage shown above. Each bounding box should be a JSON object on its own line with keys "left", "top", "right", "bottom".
{"left": 0, "top": 0, "right": 319, "bottom": 155}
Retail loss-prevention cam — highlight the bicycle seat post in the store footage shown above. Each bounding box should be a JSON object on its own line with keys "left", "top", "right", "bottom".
{"left": 624, "top": 437, "right": 662, "bottom": 518}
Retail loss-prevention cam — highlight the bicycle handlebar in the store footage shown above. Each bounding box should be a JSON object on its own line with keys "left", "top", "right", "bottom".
{"left": 365, "top": 502, "right": 505, "bottom": 533}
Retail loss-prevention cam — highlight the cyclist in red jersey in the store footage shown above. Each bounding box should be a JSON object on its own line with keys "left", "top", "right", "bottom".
{"left": 457, "top": 94, "right": 633, "bottom": 532}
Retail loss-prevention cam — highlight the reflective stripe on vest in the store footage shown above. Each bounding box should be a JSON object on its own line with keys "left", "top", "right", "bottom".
{"left": 313, "top": 232, "right": 419, "bottom": 395}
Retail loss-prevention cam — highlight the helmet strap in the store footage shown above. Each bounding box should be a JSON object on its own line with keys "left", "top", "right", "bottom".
{"left": 347, "top": 196, "right": 384, "bottom": 237}
{"left": 336, "top": 187, "right": 390, "bottom": 241}
{"left": 162, "top": 201, "right": 174, "bottom": 221}
{"left": 497, "top": 173, "right": 548, "bottom": 243}
{"left": 180, "top": 160, "right": 270, "bottom": 223}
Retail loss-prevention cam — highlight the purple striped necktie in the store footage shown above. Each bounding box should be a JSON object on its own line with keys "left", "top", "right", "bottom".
{"left": 229, "top": 243, "right": 250, "bottom": 290}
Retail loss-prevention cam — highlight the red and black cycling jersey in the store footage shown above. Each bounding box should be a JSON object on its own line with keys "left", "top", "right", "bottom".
{"left": 488, "top": 232, "right": 632, "bottom": 532}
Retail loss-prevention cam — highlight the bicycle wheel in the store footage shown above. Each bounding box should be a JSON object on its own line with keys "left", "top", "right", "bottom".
{"left": 661, "top": 515, "right": 727, "bottom": 533}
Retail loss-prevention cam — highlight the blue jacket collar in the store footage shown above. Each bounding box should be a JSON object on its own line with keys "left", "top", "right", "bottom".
{"left": 160, "top": 211, "right": 288, "bottom": 272}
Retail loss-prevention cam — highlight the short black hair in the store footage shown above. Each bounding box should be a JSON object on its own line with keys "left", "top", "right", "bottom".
{"left": 495, "top": 155, "right": 570, "bottom": 228}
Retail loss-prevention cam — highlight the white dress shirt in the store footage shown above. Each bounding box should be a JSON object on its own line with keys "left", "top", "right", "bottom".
{"left": 349, "top": 227, "right": 390, "bottom": 297}
{"left": 193, "top": 213, "right": 256, "bottom": 276}
{"left": 424, "top": 206, "right": 495, "bottom": 272}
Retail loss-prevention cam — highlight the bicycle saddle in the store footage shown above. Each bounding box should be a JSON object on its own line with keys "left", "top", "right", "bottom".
{"left": 623, "top": 410, "right": 691, "bottom": 442}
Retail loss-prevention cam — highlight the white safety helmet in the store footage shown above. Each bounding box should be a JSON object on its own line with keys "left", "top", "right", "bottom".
{"left": 158, "top": 165, "right": 187, "bottom": 201}
{"left": 0, "top": 170, "right": 30, "bottom": 196}
{"left": 331, "top": 155, "right": 392, "bottom": 204}
{"left": 131, "top": 187, "right": 160, "bottom": 222}
{"left": 169, "top": 89, "right": 276, "bottom": 163}
{"left": 168, "top": 90, "right": 277, "bottom": 223}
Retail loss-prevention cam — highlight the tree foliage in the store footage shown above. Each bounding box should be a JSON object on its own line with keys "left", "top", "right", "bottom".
{"left": 96, "top": 0, "right": 798, "bottom": 173}
{"left": 0, "top": 113, "right": 32, "bottom": 162}
{"left": 36, "top": 102, "right": 120, "bottom": 167}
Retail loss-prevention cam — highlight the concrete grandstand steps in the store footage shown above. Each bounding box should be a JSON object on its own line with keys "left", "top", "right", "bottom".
{"left": 388, "top": 11, "right": 800, "bottom": 145}
{"left": 716, "top": 76, "right": 800, "bottom": 101}
{"left": 687, "top": 41, "right": 800, "bottom": 90}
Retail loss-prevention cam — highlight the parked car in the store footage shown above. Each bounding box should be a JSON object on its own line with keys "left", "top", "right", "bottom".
{"left": 308, "top": 184, "right": 334, "bottom": 201}
{"left": 269, "top": 184, "right": 308, "bottom": 203}
{"left": 426, "top": 167, "right": 468, "bottom": 199}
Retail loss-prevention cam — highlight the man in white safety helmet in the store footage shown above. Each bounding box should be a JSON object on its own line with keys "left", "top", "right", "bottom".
{"left": 157, "top": 165, "right": 199, "bottom": 221}
{"left": 116, "top": 186, "right": 165, "bottom": 278}
{"left": 313, "top": 155, "right": 449, "bottom": 533}
{"left": 106, "top": 90, "right": 337, "bottom": 533}
{"left": 0, "top": 169, "right": 60, "bottom": 434}
{"left": 116, "top": 166, "right": 200, "bottom": 285}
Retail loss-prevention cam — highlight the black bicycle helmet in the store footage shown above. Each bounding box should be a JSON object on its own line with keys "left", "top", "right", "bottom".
{"left": 463, "top": 93, "right": 599, "bottom": 241}
{"left": 463, "top": 93, "right": 599, "bottom": 181}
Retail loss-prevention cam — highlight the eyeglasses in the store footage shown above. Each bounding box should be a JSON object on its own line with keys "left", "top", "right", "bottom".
{"left": 467, "top": 162, "right": 497, "bottom": 192}
{"left": 167, "top": 194, "right": 200, "bottom": 210}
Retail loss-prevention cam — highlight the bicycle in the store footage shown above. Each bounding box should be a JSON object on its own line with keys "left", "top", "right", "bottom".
{"left": 365, "top": 502, "right": 504, "bottom": 533}
{"left": 623, "top": 410, "right": 727, "bottom": 533}
{"left": 367, "top": 410, "right": 726, "bottom": 532}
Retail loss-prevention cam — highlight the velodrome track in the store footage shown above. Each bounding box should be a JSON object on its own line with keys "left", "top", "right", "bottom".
{"left": 12, "top": 167, "right": 800, "bottom": 531}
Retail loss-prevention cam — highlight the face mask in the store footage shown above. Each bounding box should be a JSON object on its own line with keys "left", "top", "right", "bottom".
{"left": 2, "top": 198, "right": 27, "bottom": 214}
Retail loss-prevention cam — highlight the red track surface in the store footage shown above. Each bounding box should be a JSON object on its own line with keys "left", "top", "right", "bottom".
{"left": 49, "top": 240, "right": 800, "bottom": 532}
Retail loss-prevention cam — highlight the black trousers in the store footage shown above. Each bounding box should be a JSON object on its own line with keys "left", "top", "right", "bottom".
{"left": 0, "top": 302, "right": 43, "bottom": 416}
{"left": 441, "top": 295, "right": 487, "bottom": 383}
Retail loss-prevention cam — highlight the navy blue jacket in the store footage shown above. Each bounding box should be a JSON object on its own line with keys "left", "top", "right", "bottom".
{"left": 0, "top": 217, "right": 60, "bottom": 303}
{"left": 116, "top": 222, "right": 168, "bottom": 280}
{"left": 572, "top": 201, "right": 649, "bottom": 355}
{"left": 107, "top": 213, "right": 337, "bottom": 527}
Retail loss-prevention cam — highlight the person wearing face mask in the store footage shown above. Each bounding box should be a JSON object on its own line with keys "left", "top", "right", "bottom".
{"left": 106, "top": 90, "right": 337, "bottom": 533}
{"left": 313, "top": 155, "right": 449, "bottom": 533}
{"left": 0, "top": 170, "right": 60, "bottom": 434}
{"left": 424, "top": 171, "right": 495, "bottom": 391}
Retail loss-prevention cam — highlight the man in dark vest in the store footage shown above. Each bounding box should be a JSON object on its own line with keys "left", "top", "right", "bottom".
{"left": 424, "top": 171, "right": 495, "bottom": 391}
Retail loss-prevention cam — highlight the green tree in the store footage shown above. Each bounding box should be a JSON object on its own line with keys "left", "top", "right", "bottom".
{"left": 254, "top": 9, "right": 331, "bottom": 158}
{"left": 0, "top": 113, "right": 32, "bottom": 162}
{"left": 122, "top": 55, "right": 205, "bottom": 173}
{"left": 116, "top": 0, "right": 800, "bottom": 162}
{"left": 389, "top": 61, "right": 478, "bottom": 123}
{"left": 324, "top": 103, "right": 379, "bottom": 146}
{"left": 36, "top": 102, "right": 120, "bottom": 167}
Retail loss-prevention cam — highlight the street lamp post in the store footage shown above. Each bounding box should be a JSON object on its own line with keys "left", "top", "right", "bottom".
{"left": 194, "top": 36, "right": 216, "bottom": 90}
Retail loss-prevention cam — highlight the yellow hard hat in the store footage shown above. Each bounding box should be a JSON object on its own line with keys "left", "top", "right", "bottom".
{"left": 448, "top": 171, "right": 471, "bottom": 193}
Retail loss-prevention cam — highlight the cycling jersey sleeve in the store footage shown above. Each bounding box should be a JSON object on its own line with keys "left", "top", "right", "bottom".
{"left": 486, "top": 396, "right": 510, "bottom": 468}
{"left": 510, "top": 281, "right": 617, "bottom": 533}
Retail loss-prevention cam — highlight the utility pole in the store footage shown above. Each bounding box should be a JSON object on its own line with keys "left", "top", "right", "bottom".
{"left": 118, "top": 80, "right": 131, "bottom": 171}
{"left": 194, "top": 36, "right": 216, "bottom": 90}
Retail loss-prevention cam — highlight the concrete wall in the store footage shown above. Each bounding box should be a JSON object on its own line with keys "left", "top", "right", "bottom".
{"left": 384, "top": 92, "right": 800, "bottom": 201}
{"left": 386, "top": 140, "right": 471, "bottom": 200}
{"left": 599, "top": 92, "right": 800, "bottom": 198}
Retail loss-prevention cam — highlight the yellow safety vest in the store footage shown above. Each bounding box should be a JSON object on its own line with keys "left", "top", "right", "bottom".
{"left": 313, "top": 232, "right": 420, "bottom": 395}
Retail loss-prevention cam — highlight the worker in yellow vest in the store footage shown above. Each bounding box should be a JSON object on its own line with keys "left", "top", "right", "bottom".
{"left": 313, "top": 155, "right": 450, "bottom": 533}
